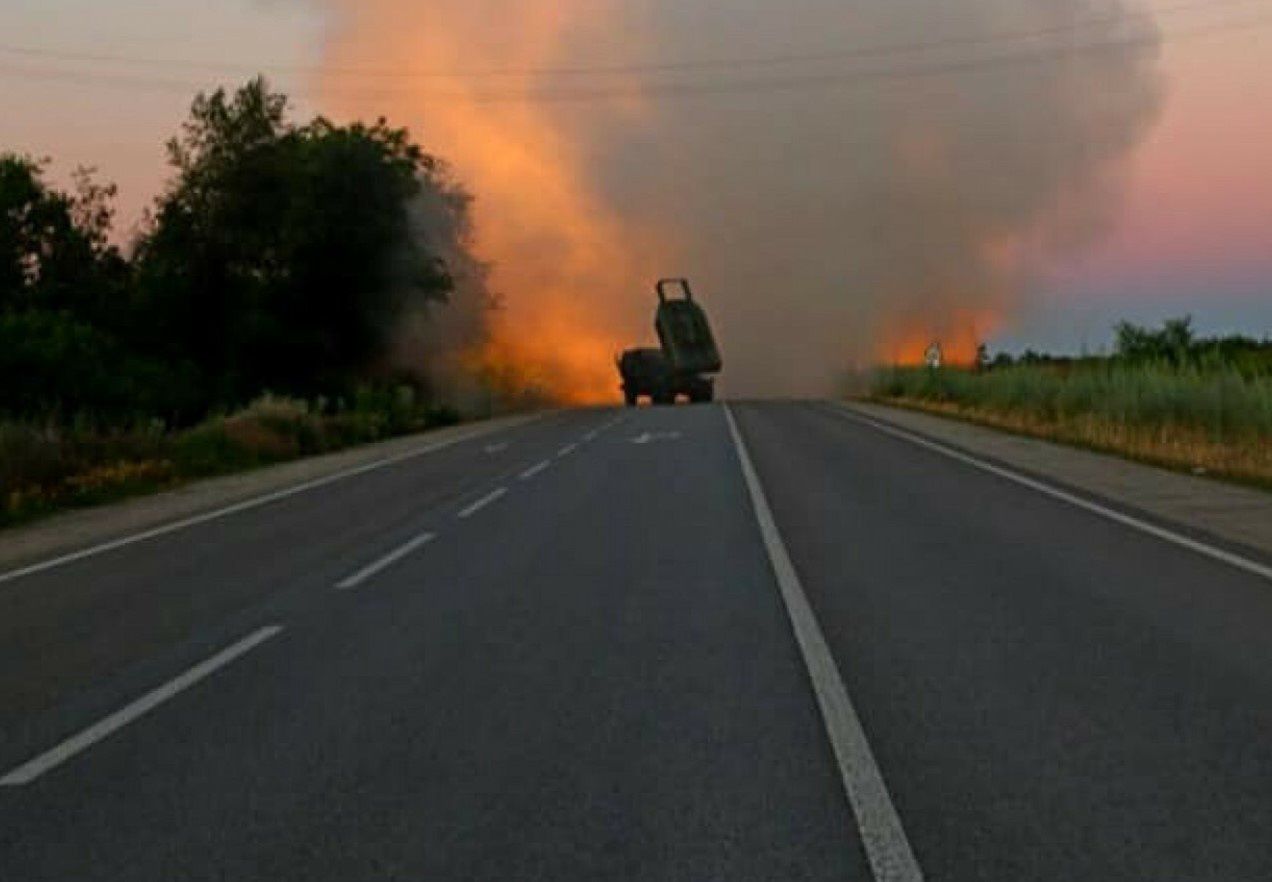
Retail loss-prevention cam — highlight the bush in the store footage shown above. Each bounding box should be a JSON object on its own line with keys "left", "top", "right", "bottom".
{"left": 0, "top": 310, "right": 201, "bottom": 425}
{"left": 2, "top": 387, "right": 470, "bottom": 527}
{"left": 0, "top": 423, "right": 66, "bottom": 507}
{"left": 172, "top": 396, "right": 312, "bottom": 475}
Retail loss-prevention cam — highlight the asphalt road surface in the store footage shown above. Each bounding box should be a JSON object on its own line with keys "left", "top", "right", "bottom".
{"left": 2, "top": 402, "right": 1271, "bottom": 880}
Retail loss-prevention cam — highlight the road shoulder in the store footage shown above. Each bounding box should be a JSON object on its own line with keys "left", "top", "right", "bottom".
{"left": 0, "top": 413, "right": 542, "bottom": 575}
{"left": 837, "top": 400, "right": 1272, "bottom": 558}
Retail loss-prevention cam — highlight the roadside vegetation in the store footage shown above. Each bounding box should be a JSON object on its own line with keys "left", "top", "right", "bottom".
{"left": 0, "top": 393, "right": 458, "bottom": 528}
{"left": 1, "top": 79, "right": 484, "bottom": 527}
{"left": 871, "top": 318, "right": 1272, "bottom": 487}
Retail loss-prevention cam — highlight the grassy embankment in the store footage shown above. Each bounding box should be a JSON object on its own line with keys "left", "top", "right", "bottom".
{"left": 870, "top": 363, "right": 1272, "bottom": 488}
{"left": 0, "top": 391, "right": 460, "bottom": 529}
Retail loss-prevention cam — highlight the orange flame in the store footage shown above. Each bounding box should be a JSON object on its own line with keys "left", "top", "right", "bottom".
{"left": 315, "top": 1, "right": 671, "bottom": 404}
{"left": 879, "top": 308, "right": 1002, "bottom": 367}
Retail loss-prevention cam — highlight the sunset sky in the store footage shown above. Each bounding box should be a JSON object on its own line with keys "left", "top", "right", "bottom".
{"left": 2, "top": 0, "right": 1268, "bottom": 360}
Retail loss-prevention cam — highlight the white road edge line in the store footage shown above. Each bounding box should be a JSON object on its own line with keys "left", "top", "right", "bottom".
{"left": 335, "top": 532, "right": 436, "bottom": 590}
{"left": 557, "top": 443, "right": 578, "bottom": 458}
{"left": 0, "top": 419, "right": 539, "bottom": 588}
{"left": 723, "top": 405, "right": 924, "bottom": 882}
{"left": 519, "top": 460, "right": 551, "bottom": 481}
{"left": 0, "top": 625, "right": 284, "bottom": 787}
{"left": 457, "top": 487, "right": 508, "bottom": 519}
{"left": 828, "top": 403, "right": 1272, "bottom": 584}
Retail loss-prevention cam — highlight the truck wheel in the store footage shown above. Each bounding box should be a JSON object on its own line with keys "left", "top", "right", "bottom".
{"left": 624, "top": 391, "right": 637, "bottom": 407}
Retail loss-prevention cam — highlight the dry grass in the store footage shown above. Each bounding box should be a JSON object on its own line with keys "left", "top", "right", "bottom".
{"left": 880, "top": 396, "right": 1272, "bottom": 489}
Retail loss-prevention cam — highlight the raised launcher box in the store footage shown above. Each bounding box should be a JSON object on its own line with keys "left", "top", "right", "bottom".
{"left": 654, "top": 278, "right": 723, "bottom": 376}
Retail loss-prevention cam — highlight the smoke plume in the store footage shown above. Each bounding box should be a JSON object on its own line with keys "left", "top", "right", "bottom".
{"left": 383, "top": 175, "right": 495, "bottom": 409}
{"left": 313, "top": 0, "right": 1163, "bottom": 398}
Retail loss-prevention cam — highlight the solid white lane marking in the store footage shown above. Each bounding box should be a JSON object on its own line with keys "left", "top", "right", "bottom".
{"left": 830, "top": 404, "right": 1272, "bottom": 584}
{"left": 458, "top": 488, "right": 508, "bottom": 519}
{"left": 519, "top": 460, "right": 551, "bottom": 481}
{"left": 0, "top": 418, "right": 540, "bottom": 588}
{"left": 0, "top": 625, "right": 284, "bottom": 786}
{"left": 724, "top": 405, "right": 924, "bottom": 882}
{"left": 335, "top": 532, "right": 436, "bottom": 590}
{"left": 557, "top": 443, "right": 578, "bottom": 458}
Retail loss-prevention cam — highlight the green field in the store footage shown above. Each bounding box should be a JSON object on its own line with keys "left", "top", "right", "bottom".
{"left": 870, "top": 358, "right": 1272, "bottom": 487}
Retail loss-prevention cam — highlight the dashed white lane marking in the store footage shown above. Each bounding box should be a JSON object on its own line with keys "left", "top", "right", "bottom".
{"left": 457, "top": 487, "right": 508, "bottom": 519}
{"left": 629, "top": 431, "right": 682, "bottom": 445}
{"left": 0, "top": 419, "right": 538, "bottom": 588}
{"left": 595, "top": 415, "right": 625, "bottom": 434}
{"left": 829, "top": 404, "right": 1272, "bottom": 585}
{"left": 484, "top": 442, "right": 510, "bottom": 454}
{"left": 519, "top": 460, "right": 551, "bottom": 481}
{"left": 724, "top": 405, "right": 925, "bottom": 882}
{"left": 557, "top": 443, "right": 578, "bottom": 458}
{"left": 583, "top": 431, "right": 599, "bottom": 442}
{"left": 0, "top": 625, "right": 285, "bottom": 787}
{"left": 335, "top": 532, "right": 436, "bottom": 590}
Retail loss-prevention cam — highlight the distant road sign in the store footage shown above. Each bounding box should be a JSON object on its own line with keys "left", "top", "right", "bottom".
{"left": 924, "top": 342, "right": 943, "bottom": 369}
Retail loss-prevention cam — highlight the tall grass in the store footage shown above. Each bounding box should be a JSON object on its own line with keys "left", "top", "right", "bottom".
{"left": 874, "top": 364, "right": 1272, "bottom": 436}
{"left": 871, "top": 363, "right": 1272, "bottom": 486}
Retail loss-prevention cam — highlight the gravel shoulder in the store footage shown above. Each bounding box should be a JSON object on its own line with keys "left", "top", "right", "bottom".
{"left": 840, "top": 400, "right": 1272, "bottom": 558}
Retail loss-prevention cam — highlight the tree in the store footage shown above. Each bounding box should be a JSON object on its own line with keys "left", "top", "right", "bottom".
{"left": 0, "top": 310, "right": 197, "bottom": 423}
{"left": 134, "top": 78, "right": 457, "bottom": 407}
{"left": 1114, "top": 315, "right": 1195, "bottom": 366}
{"left": 0, "top": 155, "right": 128, "bottom": 327}
{"left": 0, "top": 156, "right": 181, "bottom": 422}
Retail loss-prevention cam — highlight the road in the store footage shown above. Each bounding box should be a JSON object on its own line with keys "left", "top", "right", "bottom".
{"left": 2, "top": 402, "right": 1271, "bottom": 880}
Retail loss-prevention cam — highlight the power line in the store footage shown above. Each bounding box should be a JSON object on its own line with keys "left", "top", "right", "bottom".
{"left": 0, "top": 62, "right": 210, "bottom": 95}
{"left": 454, "top": 15, "right": 1272, "bottom": 103}
{"left": 436, "top": 0, "right": 1264, "bottom": 78}
{"left": 0, "top": 13, "right": 1268, "bottom": 103}
{"left": 0, "top": 0, "right": 1264, "bottom": 81}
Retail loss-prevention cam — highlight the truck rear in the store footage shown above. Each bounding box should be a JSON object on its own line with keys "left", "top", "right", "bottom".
{"left": 616, "top": 279, "right": 722, "bottom": 405}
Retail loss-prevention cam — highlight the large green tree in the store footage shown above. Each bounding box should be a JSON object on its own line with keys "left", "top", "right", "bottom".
{"left": 135, "top": 78, "right": 455, "bottom": 406}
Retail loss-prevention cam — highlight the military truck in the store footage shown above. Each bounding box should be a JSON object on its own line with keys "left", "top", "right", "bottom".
{"left": 617, "top": 278, "right": 722, "bottom": 406}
